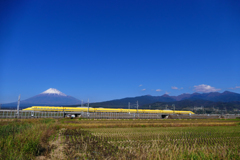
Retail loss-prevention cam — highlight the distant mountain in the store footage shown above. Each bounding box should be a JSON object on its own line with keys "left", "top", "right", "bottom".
{"left": 90, "top": 91, "right": 240, "bottom": 108}
{"left": 2, "top": 88, "right": 82, "bottom": 108}
{"left": 180, "top": 91, "right": 240, "bottom": 102}
{"left": 90, "top": 94, "right": 176, "bottom": 108}
{"left": 2, "top": 89, "right": 240, "bottom": 109}
{"left": 142, "top": 100, "right": 240, "bottom": 110}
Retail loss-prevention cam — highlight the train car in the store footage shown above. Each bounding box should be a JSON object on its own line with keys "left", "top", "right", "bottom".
{"left": 23, "top": 106, "right": 195, "bottom": 115}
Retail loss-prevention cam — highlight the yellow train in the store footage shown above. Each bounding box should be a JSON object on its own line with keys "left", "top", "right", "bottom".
{"left": 23, "top": 106, "right": 194, "bottom": 115}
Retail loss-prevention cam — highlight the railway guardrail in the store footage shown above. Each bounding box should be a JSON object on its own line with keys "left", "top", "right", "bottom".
{"left": 0, "top": 110, "right": 64, "bottom": 119}
{"left": 0, "top": 110, "right": 239, "bottom": 119}
{"left": 80, "top": 112, "right": 164, "bottom": 119}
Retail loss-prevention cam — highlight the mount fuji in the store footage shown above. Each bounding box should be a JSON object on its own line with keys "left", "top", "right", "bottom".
{"left": 2, "top": 88, "right": 82, "bottom": 108}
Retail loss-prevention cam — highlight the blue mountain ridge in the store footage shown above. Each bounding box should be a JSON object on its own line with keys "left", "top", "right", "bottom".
{"left": 89, "top": 91, "right": 240, "bottom": 108}
{"left": 2, "top": 91, "right": 240, "bottom": 109}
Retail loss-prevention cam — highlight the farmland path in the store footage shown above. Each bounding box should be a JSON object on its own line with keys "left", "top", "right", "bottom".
{"left": 36, "top": 128, "right": 67, "bottom": 160}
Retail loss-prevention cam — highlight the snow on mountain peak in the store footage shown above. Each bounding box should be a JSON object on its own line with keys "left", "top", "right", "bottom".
{"left": 41, "top": 88, "right": 67, "bottom": 96}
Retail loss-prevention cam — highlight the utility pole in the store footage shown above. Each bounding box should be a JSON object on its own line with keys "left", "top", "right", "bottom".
{"left": 87, "top": 99, "right": 89, "bottom": 115}
{"left": 172, "top": 104, "right": 175, "bottom": 114}
{"left": 17, "top": 94, "right": 21, "bottom": 118}
{"left": 128, "top": 102, "right": 130, "bottom": 110}
{"left": 81, "top": 100, "right": 83, "bottom": 107}
{"left": 137, "top": 101, "right": 138, "bottom": 114}
{"left": 201, "top": 106, "right": 204, "bottom": 114}
{"left": 63, "top": 105, "right": 65, "bottom": 118}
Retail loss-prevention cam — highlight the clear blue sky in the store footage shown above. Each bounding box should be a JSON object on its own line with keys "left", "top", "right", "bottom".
{"left": 1, "top": 0, "right": 240, "bottom": 103}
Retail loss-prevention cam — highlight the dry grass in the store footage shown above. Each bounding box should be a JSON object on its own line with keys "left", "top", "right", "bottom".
{"left": 61, "top": 126, "right": 240, "bottom": 159}
{"left": 1, "top": 118, "right": 240, "bottom": 159}
{"left": 0, "top": 119, "right": 59, "bottom": 160}
{"left": 60, "top": 118, "right": 240, "bottom": 128}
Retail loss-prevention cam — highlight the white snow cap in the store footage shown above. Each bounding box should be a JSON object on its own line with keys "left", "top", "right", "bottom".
{"left": 41, "top": 88, "right": 67, "bottom": 96}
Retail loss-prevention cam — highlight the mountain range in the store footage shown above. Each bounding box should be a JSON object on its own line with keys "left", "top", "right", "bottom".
{"left": 89, "top": 91, "right": 240, "bottom": 108}
{"left": 2, "top": 89, "right": 240, "bottom": 110}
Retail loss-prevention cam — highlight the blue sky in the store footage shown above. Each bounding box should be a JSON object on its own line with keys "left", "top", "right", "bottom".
{"left": 1, "top": 0, "right": 240, "bottom": 103}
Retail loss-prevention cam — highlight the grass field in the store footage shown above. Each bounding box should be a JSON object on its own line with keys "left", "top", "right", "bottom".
{"left": 0, "top": 118, "right": 240, "bottom": 159}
